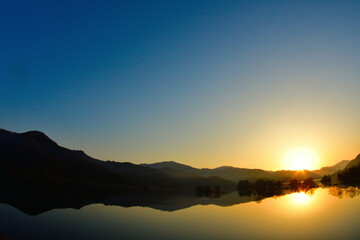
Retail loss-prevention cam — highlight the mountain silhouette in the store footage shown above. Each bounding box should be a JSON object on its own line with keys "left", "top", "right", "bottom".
{"left": 142, "top": 161, "right": 343, "bottom": 182}
{"left": 313, "top": 160, "right": 350, "bottom": 175}
{"left": 1, "top": 128, "right": 347, "bottom": 187}
{"left": 0, "top": 129, "right": 125, "bottom": 185}
{"left": 1, "top": 128, "right": 355, "bottom": 216}
{"left": 0, "top": 129, "right": 235, "bottom": 191}
{"left": 320, "top": 154, "right": 360, "bottom": 186}
{"left": 140, "top": 161, "right": 197, "bottom": 171}
{"left": 344, "top": 154, "right": 360, "bottom": 170}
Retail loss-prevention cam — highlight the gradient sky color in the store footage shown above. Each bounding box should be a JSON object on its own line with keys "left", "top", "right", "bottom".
{"left": 1, "top": 0, "right": 359, "bottom": 170}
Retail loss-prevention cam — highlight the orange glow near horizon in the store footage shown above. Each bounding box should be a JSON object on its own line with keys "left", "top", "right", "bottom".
{"left": 283, "top": 148, "right": 319, "bottom": 170}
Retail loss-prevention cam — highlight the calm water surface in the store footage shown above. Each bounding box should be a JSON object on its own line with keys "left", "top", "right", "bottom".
{"left": 1, "top": 187, "right": 359, "bottom": 240}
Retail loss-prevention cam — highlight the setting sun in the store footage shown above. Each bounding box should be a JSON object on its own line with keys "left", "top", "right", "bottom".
{"left": 283, "top": 148, "right": 319, "bottom": 170}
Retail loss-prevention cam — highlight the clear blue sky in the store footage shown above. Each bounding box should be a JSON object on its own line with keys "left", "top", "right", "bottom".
{"left": 1, "top": 0, "right": 359, "bottom": 169}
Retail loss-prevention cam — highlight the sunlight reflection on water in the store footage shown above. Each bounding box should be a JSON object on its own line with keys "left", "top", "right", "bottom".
{"left": 0, "top": 187, "right": 360, "bottom": 240}
{"left": 288, "top": 192, "right": 312, "bottom": 205}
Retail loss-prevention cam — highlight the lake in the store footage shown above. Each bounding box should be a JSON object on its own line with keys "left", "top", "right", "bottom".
{"left": 0, "top": 187, "right": 359, "bottom": 240}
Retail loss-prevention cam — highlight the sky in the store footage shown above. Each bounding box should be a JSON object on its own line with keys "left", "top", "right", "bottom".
{"left": 1, "top": 0, "right": 359, "bottom": 170}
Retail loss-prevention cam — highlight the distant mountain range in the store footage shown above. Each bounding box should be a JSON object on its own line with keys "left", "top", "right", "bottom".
{"left": 0, "top": 129, "right": 350, "bottom": 188}
{"left": 322, "top": 154, "right": 360, "bottom": 186}
{"left": 0, "top": 129, "right": 235, "bottom": 192}
{"left": 141, "top": 161, "right": 197, "bottom": 171}
{"left": 0, "top": 128, "right": 357, "bottom": 215}
{"left": 344, "top": 154, "right": 360, "bottom": 170}
{"left": 141, "top": 159, "right": 349, "bottom": 182}
{"left": 313, "top": 160, "right": 350, "bottom": 176}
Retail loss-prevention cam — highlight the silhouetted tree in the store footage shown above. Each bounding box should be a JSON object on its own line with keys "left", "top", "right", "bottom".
{"left": 196, "top": 185, "right": 222, "bottom": 198}
{"left": 237, "top": 180, "right": 252, "bottom": 196}
{"left": 289, "top": 179, "right": 300, "bottom": 191}
{"left": 302, "top": 178, "right": 317, "bottom": 190}
{"left": 320, "top": 175, "right": 332, "bottom": 186}
{"left": 237, "top": 180, "right": 251, "bottom": 189}
{"left": 337, "top": 165, "right": 360, "bottom": 186}
{"left": 254, "top": 179, "right": 267, "bottom": 193}
{"left": 288, "top": 178, "right": 317, "bottom": 191}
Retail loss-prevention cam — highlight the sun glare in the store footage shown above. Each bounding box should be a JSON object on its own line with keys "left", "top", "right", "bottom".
{"left": 289, "top": 192, "right": 312, "bottom": 205}
{"left": 284, "top": 148, "right": 318, "bottom": 170}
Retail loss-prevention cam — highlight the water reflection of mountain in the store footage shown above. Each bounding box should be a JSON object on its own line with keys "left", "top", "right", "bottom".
{"left": 0, "top": 175, "right": 294, "bottom": 215}
{"left": 1, "top": 129, "right": 359, "bottom": 216}
{"left": 103, "top": 191, "right": 255, "bottom": 212}
{"left": 0, "top": 185, "right": 254, "bottom": 215}
{"left": 2, "top": 178, "right": 359, "bottom": 216}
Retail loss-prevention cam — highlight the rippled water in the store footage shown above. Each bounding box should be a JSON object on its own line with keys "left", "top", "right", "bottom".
{"left": 0, "top": 187, "right": 360, "bottom": 240}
